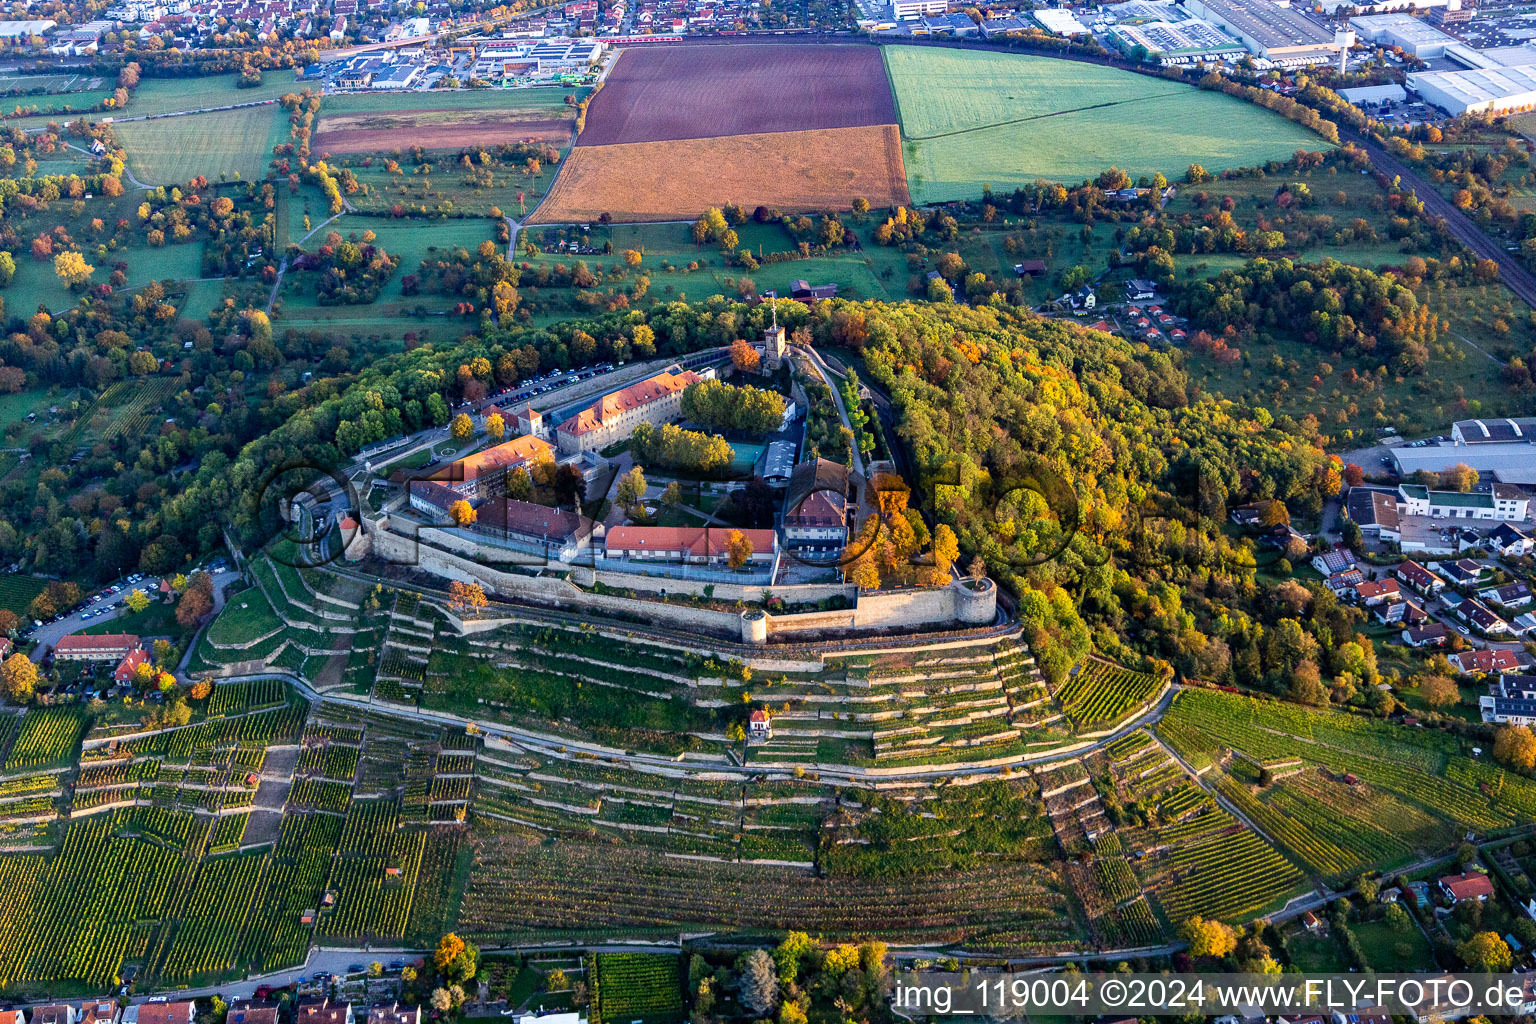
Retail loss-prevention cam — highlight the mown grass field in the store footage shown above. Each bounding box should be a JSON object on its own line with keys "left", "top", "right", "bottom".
{"left": 884, "top": 48, "right": 1326, "bottom": 202}
{"left": 115, "top": 103, "right": 287, "bottom": 185}
{"left": 125, "top": 73, "right": 301, "bottom": 117}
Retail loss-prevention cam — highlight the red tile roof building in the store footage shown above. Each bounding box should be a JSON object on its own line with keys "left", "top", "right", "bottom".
{"left": 556, "top": 366, "right": 702, "bottom": 454}
{"left": 114, "top": 647, "right": 149, "bottom": 684}
{"left": 366, "top": 1004, "right": 421, "bottom": 1024}
{"left": 1439, "top": 871, "right": 1495, "bottom": 902}
{"left": 1449, "top": 649, "right": 1525, "bottom": 674}
{"left": 604, "top": 526, "right": 778, "bottom": 567}
{"left": 229, "top": 1002, "right": 281, "bottom": 1024}
{"left": 135, "top": 1004, "right": 195, "bottom": 1024}
{"left": 53, "top": 632, "right": 140, "bottom": 661}
{"left": 434, "top": 434, "right": 555, "bottom": 499}
{"left": 295, "top": 999, "right": 353, "bottom": 1024}
{"left": 80, "top": 1001, "right": 120, "bottom": 1024}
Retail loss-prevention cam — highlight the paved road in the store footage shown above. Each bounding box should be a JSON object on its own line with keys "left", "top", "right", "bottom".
{"left": 795, "top": 342, "right": 867, "bottom": 479}
{"left": 217, "top": 665, "right": 1177, "bottom": 785}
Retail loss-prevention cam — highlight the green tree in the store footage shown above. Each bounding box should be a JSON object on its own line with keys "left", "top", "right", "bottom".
{"left": 1459, "top": 931, "right": 1513, "bottom": 972}
{"left": 1180, "top": 916, "right": 1237, "bottom": 958}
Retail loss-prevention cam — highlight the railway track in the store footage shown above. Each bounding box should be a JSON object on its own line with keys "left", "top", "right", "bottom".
{"left": 1345, "top": 128, "right": 1536, "bottom": 312}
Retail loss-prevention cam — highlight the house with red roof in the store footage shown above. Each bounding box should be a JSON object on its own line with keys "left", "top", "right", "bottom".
{"left": 748, "top": 709, "right": 772, "bottom": 740}
{"left": 114, "top": 647, "right": 149, "bottom": 684}
{"left": 53, "top": 633, "right": 140, "bottom": 662}
{"left": 1440, "top": 871, "right": 1495, "bottom": 903}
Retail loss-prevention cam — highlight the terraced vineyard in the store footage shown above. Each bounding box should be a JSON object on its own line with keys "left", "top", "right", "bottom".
{"left": 1054, "top": 660, "right": 1163, "bottom": 729}
{"left": 0, "top": 686, "right": 469, "bottom": 994}
{"left": 1157, "top": 688, "right": 1529, "bottom": 842}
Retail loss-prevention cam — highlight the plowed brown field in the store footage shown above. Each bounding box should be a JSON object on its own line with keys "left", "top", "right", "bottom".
{"left": 577, "top": 43, "right": 896, "bottom": 146}
{"left": 529, "top": 124, "right": 909, "bottom": 223}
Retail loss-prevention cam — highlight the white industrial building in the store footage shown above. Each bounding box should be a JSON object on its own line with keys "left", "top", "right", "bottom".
{"left": 1408, "top": 64, "right": 1536, "bottom": 114}
{"left": 1350, "top": 12, "right": 1455, "bottom": 57}
{"left": 1320, "top": 0, "right": 1446, "bottom": 12}
{"left": 0, "top": 19, "right": 56, "bottom": 39}
{"left": 1112, "top": 17, "right": 1245, "bottom": 59}
{"left": 1340, "top": 82, "right": 1408, "bottom": 103}
{"left": 1033, "top": 8, "right": 1089, "bottom": 34}
{"left": 1185, "top": 0, "right": 1346, "bottom": 64}
{"left": 891, "top": 0, "right": 947, "bottom": 19}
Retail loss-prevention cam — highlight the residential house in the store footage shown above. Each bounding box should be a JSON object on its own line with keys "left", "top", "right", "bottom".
{"left": 1402, "top": 622, "right": 1449, "bottom": 648}
{"left": 366, "top": 1005, "right": 420, "bottom": 1024}
{"left": 295, "top": 1000, "right": 354, "bottom": 1024}
{"left": 1125, "top": 279, "right": 1158, "bottom": 301}
{"left": 33, "top": 1007, "right": 76, "bottom": 1024}
{"left": 229, "top": 1003, "right": 281, "bottom": 1024}
{"left": 1481, "top": 674, "right": 1536, "bottom": 726}
{"left": 1353, "top": 578, "right": 1400, "bottom": 606}
{"left": 1440, "top": 871, "right": 1495, "bottom": 903}
{"left": 136, "top": 1004, "right": 196, "bottom": 1024}
{"left": 1481, "top": 581, "right": 1533, "bottom": 609}
{"left": 1374, "top": 597, "right": 1408, "bottom": 624}
{"left": 114, "top": 647, "right": 149, "bottom": 685}
{"left": 1436, "top": 558, "right": 1487, "bottom": 587}
{"left": 1450, "top": 648, "right": 1530, "bottom": 675}
{"left": 52, "top": 633, "right": 141, "bottom": 662}
{"left": 1461, "top": 599, "right": 1510, "bottom": 636}
{"left": 789, "top": 280, "right": 837, "bottom": 303}
{"left": 78, "top": 1004, "right": 117, "bottom": 1024}
{"left": 1396, "top": 560, "right": 1445, "bottom": 596}
{"left": 1311, "top": 545, "right": 1360, "bottom": 577}
{"left": 1323, "top": 567, "right": 1367, "bottom": 596}
{"left": 1491, "top": 522, "right": 1533, "bottom": 558}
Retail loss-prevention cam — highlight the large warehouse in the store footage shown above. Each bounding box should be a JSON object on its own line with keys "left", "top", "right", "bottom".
{"left": 1349, "top": 12, "right": 1454, "bottom": 57}
{"left": 1184, "top": 0, "right": 1343, "bottom": 62}
{"left": 1407, "top": 64, "right": 1536, "bottom": 114}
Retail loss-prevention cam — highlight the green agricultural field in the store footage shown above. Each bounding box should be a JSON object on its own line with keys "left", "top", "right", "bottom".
{"left": 115, "top": 104, "right": 287, "bottom": 185}
{"left": 1, "top": 228, "right": 204, "bottom": 318}
{"left": 884, "top": 48, "right": 1327, "bottom": 203}
{"left": 125, "top": 73, "right": 302, "bottom": 117}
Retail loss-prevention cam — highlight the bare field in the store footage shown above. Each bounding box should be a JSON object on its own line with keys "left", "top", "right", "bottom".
{"left": 579, "top": 43, "right": 896, "bottom": 145}
{"left": 531, "top": 124, "right": 909, "bottom": 223}
{"left": 314, "top": 109, "right": 572, "bottom": 154}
